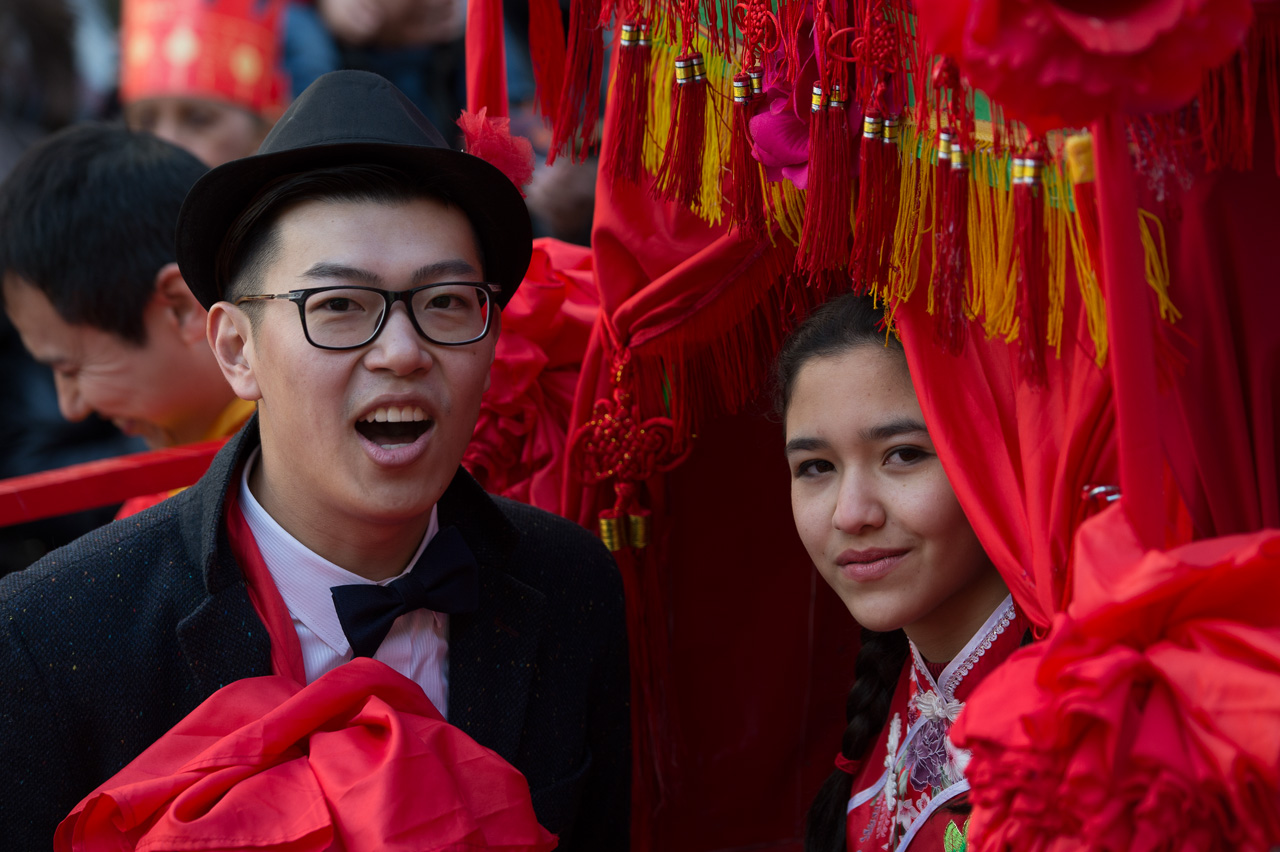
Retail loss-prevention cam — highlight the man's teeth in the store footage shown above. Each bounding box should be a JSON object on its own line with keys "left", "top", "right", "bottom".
{"left": 361, "top": 405, "right": 428, "bottom": 423}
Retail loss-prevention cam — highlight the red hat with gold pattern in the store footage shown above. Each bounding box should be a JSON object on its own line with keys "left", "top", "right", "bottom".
{"left": 121, "top": 0, "right": 286, "bottom": 118}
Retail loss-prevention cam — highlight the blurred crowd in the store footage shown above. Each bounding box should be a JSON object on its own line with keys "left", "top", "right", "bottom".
{"left": 0, "top": 0, "right": 598, "bottom": 574}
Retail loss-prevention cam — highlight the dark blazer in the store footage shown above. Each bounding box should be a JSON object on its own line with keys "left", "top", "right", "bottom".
{"left": 0, "top": 420, "right": 629, "bottom": 851}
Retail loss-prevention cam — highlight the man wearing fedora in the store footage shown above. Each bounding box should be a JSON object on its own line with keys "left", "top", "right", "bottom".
{"left": 0, "top": 71, "right": 629, "bottom": 849}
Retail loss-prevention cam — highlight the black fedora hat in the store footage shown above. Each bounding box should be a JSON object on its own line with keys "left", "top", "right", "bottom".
{"left": 175, "top": 70, "right": 532, "bottom": 310}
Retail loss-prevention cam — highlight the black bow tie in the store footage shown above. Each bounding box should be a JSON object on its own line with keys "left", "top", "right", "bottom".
{"left": 331, "top": 525, "right": 479, "bottom": 658}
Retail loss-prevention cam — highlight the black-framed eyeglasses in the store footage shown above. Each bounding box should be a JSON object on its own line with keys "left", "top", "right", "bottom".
{"left": 234, "top": 282, "right": 500, "bottom": 350}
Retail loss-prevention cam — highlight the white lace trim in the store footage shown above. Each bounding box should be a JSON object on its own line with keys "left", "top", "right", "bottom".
{"left": 910, "top": 595, "right": 1016, "bottom": 700}
{"left": 939, "top": 594, "right": 1016, "bottom": 699}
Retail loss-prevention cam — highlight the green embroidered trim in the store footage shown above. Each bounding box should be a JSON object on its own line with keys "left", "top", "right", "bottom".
{"left": 943, "top": 818, "right": 970, "bottom": 852}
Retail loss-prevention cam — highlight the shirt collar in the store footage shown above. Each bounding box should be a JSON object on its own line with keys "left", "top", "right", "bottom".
{"left": 237, "top": 447, "right": 439, "bottom": 655}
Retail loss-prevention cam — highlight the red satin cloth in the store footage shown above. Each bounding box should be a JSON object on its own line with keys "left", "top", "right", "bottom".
{"left": 894, "top": 290, "right": 1116, "bottom": 630}
{"left": 954, "top": 509, "right": 1280, "bottom": 849}
{"left": 464, "top": 238, "right": 598, "bottom": 512}
{"left": 55, "top": 661, "right": 559, "bottom": 852}
{"left": 898, "top": 59, "right": 1280, "bottom": 851}
{"left": 55, "top": 495, "right": 556, "bottom": 852}
{"left": 913, "top": 0, "right": 1253, "bottom": 132}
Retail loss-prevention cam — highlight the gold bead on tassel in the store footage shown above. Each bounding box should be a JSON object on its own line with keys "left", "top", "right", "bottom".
{"left": 599, "top": 515, "right": 626, "bottom": 551}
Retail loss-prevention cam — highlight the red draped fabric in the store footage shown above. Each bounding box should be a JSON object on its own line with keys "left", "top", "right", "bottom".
{"left": 912, "top": 20, "right": 1280, "bottom": 844}
{"left": 557, "top": 44, "right": 855, "bottom": 850}
{"left": 464, "top": 238, "right": 599, "bottom": 512}
{"left": 54, "top": 495, "right": 557, "bottom": 851}
{"left": 893, "top": 281, "right": 1117, "bottom": 629}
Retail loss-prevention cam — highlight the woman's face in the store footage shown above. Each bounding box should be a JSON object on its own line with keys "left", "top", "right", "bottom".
{"left": 783, "top": 344, "right": 1008, "bottom": 662}
{"left": 125, "top": 96, "right": 268, "bottom": 167}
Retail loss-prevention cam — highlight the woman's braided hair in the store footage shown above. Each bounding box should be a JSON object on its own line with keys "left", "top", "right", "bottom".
{"left": 774, "top": 293, "right": 911, "bottom": 852}
{"left": 805, "top": 628, "right": 908, "bottom": 852}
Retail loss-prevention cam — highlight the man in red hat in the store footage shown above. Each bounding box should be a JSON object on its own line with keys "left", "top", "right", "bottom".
{"left": 119, "top": 0, "right": 288, "bottom": 166}
{"left": 0, "top": 71, "right": 629, "bottom": 850}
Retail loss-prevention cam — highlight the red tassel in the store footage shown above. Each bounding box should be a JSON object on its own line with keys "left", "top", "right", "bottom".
{"left": 728, "top": 70, "right": 767, "bottom": 239}
{"left": 606, "top": 20, "right": 652, "bottom": 185}
{"left": 798, "top": 85, "right": 854, "bottom": 280}
{"left": 527, "top": 0, "right": 567, "bottom": 123}
{"left": 779, "top": 0, "right": 806, "bottom": 87}
{"left": 1013, "top": 147, "right": 1048, "bottom": 385}
{"left": 549, "top": 0, "right": 605, "bottom": 164}
{"left": 457, "top": 108, "right": 536, "bottom": 195}
{"left": 700, "top": 0, "right": 735, "bottom": 56}
{"left": 652, "top": 52, "right": 708, "bottom": 207}
{"left": 849, "top": 110, "right": 901, "bottom": 292}
{"left": 932, "top": 128, "right": 969, "bottom": 353}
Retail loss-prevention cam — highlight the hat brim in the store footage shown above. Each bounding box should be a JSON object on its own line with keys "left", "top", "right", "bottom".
{"left": 176, "top": 140, "right": 532, "bottom": 311}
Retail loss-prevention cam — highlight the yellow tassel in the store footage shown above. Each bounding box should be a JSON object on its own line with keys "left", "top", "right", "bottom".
{"left": 644, "top": 35, "right": 677, "bottom": 176}
{"left": 1062, "top": 133, "right": 1108, "bottom": 365}
{"left": 694, "top": 50, "right": 732, "bottom": 225}
{"left": 1043, "top": 160, "right": 1069, "bottom": 356}
{"left": 1138, "top": 209, "right": 1181, "bottom": 324}
{"left": 640, "top": 11, "right": 729, "bottom": 225}
{"left": 766, "top": 180, "right": 807, "bottom": 247}
{"left": 889, "top": 125, "right": 930, "bottom": 305}
{"left": 1065, "top": 191, "right": 1108, "bottom": 367}
{"left": 970, "top": 146, "right": 1017, "bottom": 339}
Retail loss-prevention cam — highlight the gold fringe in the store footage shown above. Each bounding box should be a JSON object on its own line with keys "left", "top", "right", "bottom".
{"left": 1138, "top": 209, "right": 1181, "bottom": 324}
{"left": 1066, "top": 182, "right": 1108, "bottom": 367}
{"left": 970, "top": 146, "right": 1017, "bottom": 340}
{"left": 644, "top": 38, "right": 677, "bottom": 175}
{"left": 640, "top": 12, "right": 731, "bottom": 225}
{"left": 766, "top": 180, "right": 807, "bottom": 247}
{"left": 1043, "top": 160, "right": 1070, "bottom": 356}
{"left": 889, "top": 125, "right": 931, "bottom": 307}
{"left": 695, "top": 51, "right": 732, "bottom": 225}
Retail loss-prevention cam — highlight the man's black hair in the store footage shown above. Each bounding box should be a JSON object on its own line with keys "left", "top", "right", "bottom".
{"left": 221, "top": 165, "right": 482, "bottom": 310}
{"left": 0, "top": 122, "right": 209, "bottom": 344}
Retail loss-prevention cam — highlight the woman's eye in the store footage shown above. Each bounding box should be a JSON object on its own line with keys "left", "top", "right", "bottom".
{"left": 181, "top": 107, "right": 218, "bottom": 129}
{"left": 794, "top": 458, "right": 835, "bottom": 478}
{"left": 886, "top": 446, "right": 928, "bottom": 465}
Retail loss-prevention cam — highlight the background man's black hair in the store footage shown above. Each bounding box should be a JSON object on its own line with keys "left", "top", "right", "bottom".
{"left": 0, "top": 122, "right": 209, "bottom": 344}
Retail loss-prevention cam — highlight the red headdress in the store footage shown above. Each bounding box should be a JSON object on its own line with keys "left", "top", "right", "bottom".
{"left": 120, "top": 0, "right": 287, "bottom": 117}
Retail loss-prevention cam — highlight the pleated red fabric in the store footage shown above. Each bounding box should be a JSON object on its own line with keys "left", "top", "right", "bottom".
{"left": 55, "top": 494, "right": 557, "bottom": 852}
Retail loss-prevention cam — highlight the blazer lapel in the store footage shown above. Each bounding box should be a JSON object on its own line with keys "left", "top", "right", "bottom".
{"left": 175, "top": 417, "right": 273, "bottom": 697}
{"left": 438, "top": 468, "right": 546, "bottom": 763}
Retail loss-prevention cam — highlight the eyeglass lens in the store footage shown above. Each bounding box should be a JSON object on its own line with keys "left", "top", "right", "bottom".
{"left": 302, "top": 284, "right": 491, "bottom": 348}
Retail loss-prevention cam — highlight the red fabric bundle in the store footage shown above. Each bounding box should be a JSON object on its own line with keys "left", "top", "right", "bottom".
{"left": 54, "top": 494, "right": 557, "bottom": 852}
{"left": 55, "top": 660, "right": 558, "bottom": 852}
{"left": 954, "top": 509, "right": 1280, "bottom": 850}
{"left": 465, "top": 238, "right": 599, "bottom": 512}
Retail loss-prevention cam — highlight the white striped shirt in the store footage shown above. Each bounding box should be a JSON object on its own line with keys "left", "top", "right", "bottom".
{"left": 238, "top": 449, "right": 450, "bottom": 717}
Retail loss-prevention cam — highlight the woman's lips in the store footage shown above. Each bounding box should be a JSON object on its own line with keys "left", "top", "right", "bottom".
{"left": 836, "top": 548, "right": 910, "bottom": 582}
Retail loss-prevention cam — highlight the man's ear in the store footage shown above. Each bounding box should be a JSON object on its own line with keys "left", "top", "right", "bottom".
{"left": 152, "top": 263, "right": 208, "bottom": 347}
{"left": 207, "top": 302, "right": 262, "bottom": 402}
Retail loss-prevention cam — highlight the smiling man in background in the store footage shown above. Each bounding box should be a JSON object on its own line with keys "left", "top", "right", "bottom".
{"left": 0, "top": 123, "right": 253, "bottom": 467}
{"left": 0, "top": 71, "right": 629, "bottom": 850}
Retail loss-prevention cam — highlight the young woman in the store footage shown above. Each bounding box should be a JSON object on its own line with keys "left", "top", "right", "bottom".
{"left": 777, "top": 294, "right": 1028, "bottom": 851}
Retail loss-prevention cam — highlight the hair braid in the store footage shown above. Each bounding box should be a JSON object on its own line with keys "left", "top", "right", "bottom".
{"left": 804, "top": 627, "right": 910, "bottom": 852}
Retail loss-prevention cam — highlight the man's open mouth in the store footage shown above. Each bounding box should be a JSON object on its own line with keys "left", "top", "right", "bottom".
{"left": 355, "top": 405, "right": 432, "bottom": 449}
